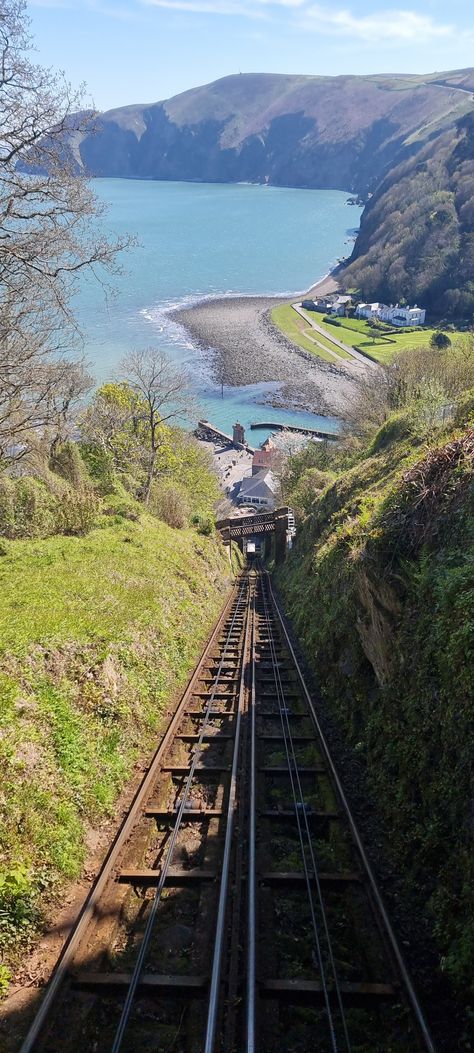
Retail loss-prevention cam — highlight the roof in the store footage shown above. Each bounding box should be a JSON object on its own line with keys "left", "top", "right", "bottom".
{"left": 239, "top": 469, "right": 278, "bottom": 499}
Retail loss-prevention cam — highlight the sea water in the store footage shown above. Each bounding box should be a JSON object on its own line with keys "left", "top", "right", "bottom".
{"left": 74, "top": 179, "right": 361, "bottom": 439}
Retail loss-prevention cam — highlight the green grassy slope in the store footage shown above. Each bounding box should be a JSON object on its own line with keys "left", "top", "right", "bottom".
{"left": 276, "top": 408, "right": 474, "bottom": 1011}
{"left": 0, "top": 516, "right": 231, "bottom": 986}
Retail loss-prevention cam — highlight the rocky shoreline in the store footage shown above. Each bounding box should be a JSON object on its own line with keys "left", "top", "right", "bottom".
{"left": 172, "top": 272, "right": 366, "bottom": 418}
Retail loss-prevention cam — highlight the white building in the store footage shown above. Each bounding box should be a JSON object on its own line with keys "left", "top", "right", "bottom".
{"left": 355, "top": 302, "right": 389, "bottom": 319}
{"left": 237, "top": 469, "right": 278, "bottom": 510}
{"left": 356, "top": 302, "right": 426, "bottom": 327}
{"left": 383, "top": 305, "right": 426, "bottom": 326}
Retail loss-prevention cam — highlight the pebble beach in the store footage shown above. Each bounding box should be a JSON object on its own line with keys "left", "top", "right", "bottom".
{"left": 173, "top": 274, "right": 367, "bottom": 418}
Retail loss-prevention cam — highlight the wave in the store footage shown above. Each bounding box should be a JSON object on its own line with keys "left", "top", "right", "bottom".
{"left": 140, "top": 269, "right": 334, "bottom": 329}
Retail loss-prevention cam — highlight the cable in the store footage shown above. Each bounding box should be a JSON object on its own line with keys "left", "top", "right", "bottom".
{"left": 110, "top": 576, "right": 250, "bottom": 1053}
{"left": 259, "top": 571, "right": 352, "bottom": 1053}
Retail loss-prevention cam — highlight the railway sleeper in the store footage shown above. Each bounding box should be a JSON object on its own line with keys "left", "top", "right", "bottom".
{"left": 260, "top": 979, "right": 398, "bottom": 1007}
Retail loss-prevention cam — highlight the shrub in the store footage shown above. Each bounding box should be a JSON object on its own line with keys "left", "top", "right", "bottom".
{"left": 0, "top": 866, "right": 36, "bottom": 948}
{"left": 0, "top": 477, "right": 57, "bottom": 539}
{"left": 58, "top": 489, "right": 100, "bottom": 535}
{"left": 151, "top": 481, "right": 190, "bottom": 529}
{"left": 50, "top": 441, "right": 88, "bottom": 489}
{"left": 0, "top": 477, "right": 15, "bottom": 537}
{"left": 192, "top": 513, "right": 215, "bottom": 536}
{"left": 0, "top": 965, "right": 11, "bottom": 998}
{"left": 79, "top": 443, "right": 117, "bottom": 495}
{"left": 289, "top": 468, "right": 335, "bottom": 517}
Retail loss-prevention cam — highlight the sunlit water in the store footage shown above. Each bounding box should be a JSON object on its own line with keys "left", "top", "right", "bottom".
{"left": 74, "top": 179, "right": 361, "bottom": 440}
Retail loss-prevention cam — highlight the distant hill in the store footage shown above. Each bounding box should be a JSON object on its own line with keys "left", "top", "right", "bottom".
{"left": 66, "top": 71, "right": 473, "bottom": 193}
{"left": 57, "top": 70, "right": 474, "bottom": 318}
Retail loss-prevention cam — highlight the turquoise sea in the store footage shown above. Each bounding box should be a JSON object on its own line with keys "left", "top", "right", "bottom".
{"left": 75, "top": 179, "right": 361, "bottom": 439}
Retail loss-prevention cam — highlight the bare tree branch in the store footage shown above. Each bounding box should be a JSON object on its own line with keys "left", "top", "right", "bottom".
{"left": 120, "top": 348, "right": 195, "bottom": 505}
{"left": 0, "top": 1, "right": 131, "bottom": 468}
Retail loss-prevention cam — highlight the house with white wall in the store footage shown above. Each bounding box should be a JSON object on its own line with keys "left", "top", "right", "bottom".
{"left": 356, "top": 302, "right": 426, "bottom": 326}
{"left": 383, "top": 305, "right": 426, "bottom": 326}
{"left": 355, "top": 302, "right": 388, "bottom": 319}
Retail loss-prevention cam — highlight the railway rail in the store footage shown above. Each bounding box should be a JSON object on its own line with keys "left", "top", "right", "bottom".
{"left": 19, "top": 565, "right": 436, "bottom": 1053}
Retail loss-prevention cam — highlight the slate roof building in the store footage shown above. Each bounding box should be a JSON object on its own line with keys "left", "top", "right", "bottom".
{"left": 237, "top": 469, "right": 278, "bottom": 510}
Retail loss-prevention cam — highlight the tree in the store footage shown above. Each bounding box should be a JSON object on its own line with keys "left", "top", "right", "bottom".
{"left": 79, "top": 381, "right": 148, "bottom": 481}
{"left": 430, "top": 332, "right": 452, "bottom": 351}
{"left": 0, "top": 1, "right": 128, "bottom": 468}
{"left": 121, "top": 348, "right": 194, "bottom": 505}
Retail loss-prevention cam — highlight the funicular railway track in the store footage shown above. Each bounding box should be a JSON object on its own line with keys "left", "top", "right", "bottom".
{"left": 20, "top": 566, "right": 436, "bottom": 1053}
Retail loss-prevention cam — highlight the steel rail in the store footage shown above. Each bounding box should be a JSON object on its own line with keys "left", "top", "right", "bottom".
{"left": 18, "top": 575, "right": 245, "bottom": 1053}
{"left": 111, "top": 576, "right": 250, "bottom": 1053}
{"left": 245, "top": 582, "right": 257, "bottom": 1053}
{"left": 260, "top": 574, "right": 352, "bottom": 1051}
{"left": 204, "top": 573, "right": 253, "bottom": 1053}
{"left": 265, "top": 571, "right": 437, "bottom": 1053}
{"left": 258, "top": 575, "right": 347, "bottom": 1053}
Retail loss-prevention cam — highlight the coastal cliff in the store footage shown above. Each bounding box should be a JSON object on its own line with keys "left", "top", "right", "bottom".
{"left": 66, "top": 71, "right": 473, "bottom": 194}
{"left": 54, "top": 69, "right": 474, "bottom": 318}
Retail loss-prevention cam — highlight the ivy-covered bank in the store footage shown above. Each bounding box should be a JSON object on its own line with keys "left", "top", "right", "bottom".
{"left": 276, "top": 404, "right": 473, "bottom": 1021}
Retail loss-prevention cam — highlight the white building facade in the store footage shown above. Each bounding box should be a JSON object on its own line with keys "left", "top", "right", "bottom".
{"left": 356, "top": 302, "right": 426, "bottom": 326}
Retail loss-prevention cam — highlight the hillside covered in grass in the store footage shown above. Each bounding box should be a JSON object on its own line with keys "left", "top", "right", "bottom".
{"left": 276, "top": 349, "right": 474, "bottom": 1024}
{"left": 0, "top": 514, "right": 231, "bottom": 993}
{"left": 0, "top": 373, "right": 237, "bottom": 994}
{"left": 63, "top": 71, "right": 473, "bottom": 195}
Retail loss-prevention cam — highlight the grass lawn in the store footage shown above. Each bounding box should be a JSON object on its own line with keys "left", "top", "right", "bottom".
{"left": 271, "top": 304, "right": 346, "bottom": 363}
{"left": 311, "top": 315, "right": 444, "bottom": 364}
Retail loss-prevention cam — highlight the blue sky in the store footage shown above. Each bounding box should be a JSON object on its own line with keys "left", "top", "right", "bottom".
{"left": 28, "top": 0, "right": 474, "bottom": 111}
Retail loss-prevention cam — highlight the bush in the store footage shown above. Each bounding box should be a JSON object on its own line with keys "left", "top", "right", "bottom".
{"left": 50, "top": 441, "right": 88, "bottom": 489}
{"left": 102, "top": 494, "right": 141, "bottom": 522}
{"left": 79, "top": 444, "right": 117, "bottom": 495}
{"left": 0, "top": 965, "right": 11, "bottom": 998}
{"left": 58, "top": 490, "right": 100, "bottom": 535}
{"left": 0, "top": 866, "right": 36, "bottom": 948}
{"left": 192, "top": 513, "right": 215, "bottom": 536}
{"left": 0, "top": 475, "right": 100, "bottom": 539}
{"left": 0, "top": 477, "right": 57, "bottom": 539}
{"left": 289, "top": 468, "right": 335, "bottom": 517}
{"left": 151, "top": 481, "right": 191, "bottom": 529}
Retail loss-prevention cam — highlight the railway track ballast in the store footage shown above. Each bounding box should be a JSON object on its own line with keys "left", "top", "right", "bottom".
{"left": 19, "top": 565, "right": 436, "bottom": 1053}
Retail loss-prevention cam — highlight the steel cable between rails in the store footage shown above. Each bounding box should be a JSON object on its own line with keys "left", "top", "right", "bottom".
{"left": 110, "top": 575, "right": 251, "bottom": 1053}
{"left": 203, "top": 574, "right": 253, "bottom": 1053}
{"left": 259, "top": 574, "right": 352, "bottom": 1053}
